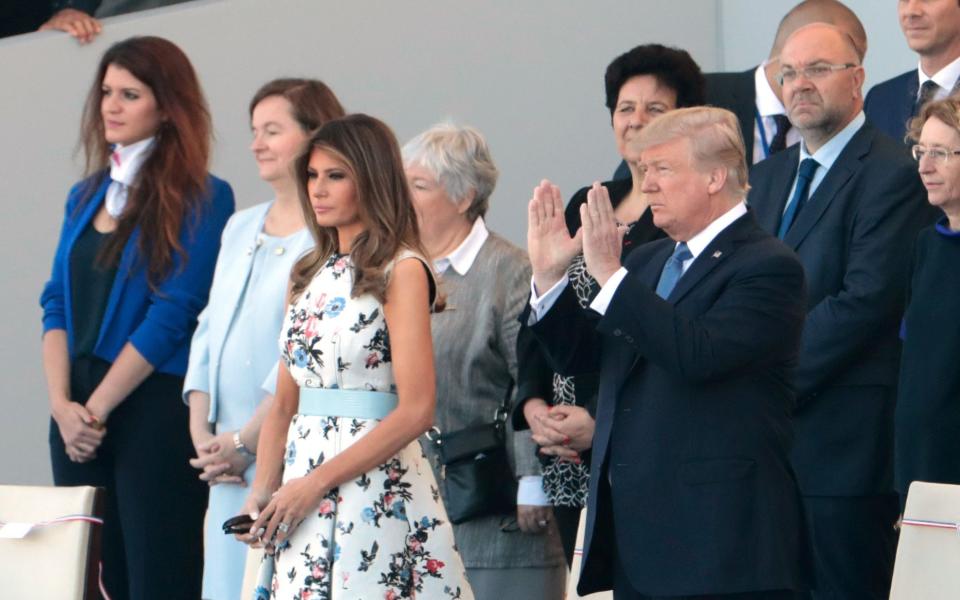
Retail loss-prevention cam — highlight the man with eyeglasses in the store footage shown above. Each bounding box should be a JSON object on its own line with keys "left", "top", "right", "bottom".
{"left": 748, "top": 22, "right": 936, "bottom": 600}
{"left": 865, "top": 0, "right": 960, "bottom": 143}
{"left": 611, "top": 0, "right": 865, "bottom": 182}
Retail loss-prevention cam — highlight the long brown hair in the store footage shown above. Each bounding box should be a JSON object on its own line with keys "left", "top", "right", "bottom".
{"left": 79, "top": 36, "right": 211, "bottom": 287}
{"left": 291, "top": 114, "right": 430, "bottom": 303}
{"left": 248, "top": 78, "right": 345, "bottom": 131}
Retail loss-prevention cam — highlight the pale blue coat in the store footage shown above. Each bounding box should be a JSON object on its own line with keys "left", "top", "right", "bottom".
{"left": 182, "top": 201, "right": 313, "bottom": 600}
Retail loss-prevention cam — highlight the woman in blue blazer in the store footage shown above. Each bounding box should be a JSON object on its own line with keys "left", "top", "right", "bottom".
{"left": 182, "top": 79, "right": 344, "bottom": 600}
{"left": 39, "top": 37, "right": 234, "bottom": 600}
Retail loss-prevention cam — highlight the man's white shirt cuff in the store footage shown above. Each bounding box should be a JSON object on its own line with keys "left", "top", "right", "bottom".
{"left": 588, "top": 267, "right": 629, "bottom": 315}
{"left": 527, "top": 275, "right": 569, "bottom": 324}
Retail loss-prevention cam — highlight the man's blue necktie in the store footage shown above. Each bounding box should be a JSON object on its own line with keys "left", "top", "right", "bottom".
{"left": 655, "top": 242, "right": 693, "bottom": 299}
{"left": 778, "top": 157, "right": 819, "bottom": 239}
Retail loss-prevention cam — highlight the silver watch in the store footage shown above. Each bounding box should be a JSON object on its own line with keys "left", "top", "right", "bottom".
{"left": 233, "top": 431, "right": 255, "bottom": 458}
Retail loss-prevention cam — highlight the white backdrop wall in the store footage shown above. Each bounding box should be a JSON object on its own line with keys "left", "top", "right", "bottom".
{"left": 0, "top": 0, "right": 910, "bottom": 484}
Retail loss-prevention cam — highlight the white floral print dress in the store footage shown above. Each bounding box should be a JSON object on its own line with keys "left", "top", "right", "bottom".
{"left": 256, "top": 251, "right": 473, "bottom": 600}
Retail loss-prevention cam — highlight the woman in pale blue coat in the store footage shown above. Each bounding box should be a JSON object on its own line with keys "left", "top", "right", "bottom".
{"left": 183, "top": 78, "right": 345, "bottom": 600}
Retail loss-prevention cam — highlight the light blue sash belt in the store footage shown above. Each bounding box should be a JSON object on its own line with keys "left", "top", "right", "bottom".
{"left": 298, "top": 387, "right": 398, "bottom": 420}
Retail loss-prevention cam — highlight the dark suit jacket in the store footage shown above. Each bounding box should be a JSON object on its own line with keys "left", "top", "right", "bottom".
{"left": 613, "top": 69, "right": 758, "bottom": 180}
{"left": 704, "top": 68, "right": 757, "bottom": 160}
{"left": 747, "top": 121, "right": 936, "bottom": 495}
{"left": 864, "top": 70, "right": 918, "bottom": 144}
{"left": 528, "top": 213, "right": 810, "bottom": 596}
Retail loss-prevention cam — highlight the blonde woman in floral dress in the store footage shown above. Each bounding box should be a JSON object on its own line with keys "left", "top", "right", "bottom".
{"left": 239, "top": 114, "right": 473, "bottom": 600}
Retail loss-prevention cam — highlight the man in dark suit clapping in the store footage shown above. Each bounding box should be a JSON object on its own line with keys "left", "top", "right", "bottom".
{"left": 749, "top": 23, "right": 936, "bottom": 600}
{"left": 525, "top": 106, "right": 810, "bottom": 599}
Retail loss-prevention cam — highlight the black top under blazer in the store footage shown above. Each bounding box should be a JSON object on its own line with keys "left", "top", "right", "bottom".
{"left": 747, "top": 121, "right": 936, "bottom": 496}
{"left": 527, "top": 213, "right": 811, "bottom": 597}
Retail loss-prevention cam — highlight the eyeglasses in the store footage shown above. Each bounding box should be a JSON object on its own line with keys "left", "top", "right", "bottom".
{"left": 912, "top": 145, "right": 960, "bottom": 164}
{"left": 776, "top": 63, "right": 858, "bottom": 86}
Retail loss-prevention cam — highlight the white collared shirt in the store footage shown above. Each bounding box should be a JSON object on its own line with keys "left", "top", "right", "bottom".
{"left": 104, "top": 136, "right": 155, "bottom": 218}
{"left": 917, "top": 54, "right": 960, "bottom": 101}
{"left": 433, "top": 217, "right": 489, "bottom": 276}
{"left": 528, "top": 201, "right": 749, "bottom": 321}
{"left": 754, "top": 63, "right": 801, "bottom": 163}
{"left": 785, "top": 112, "right": 866, "bottom": 212}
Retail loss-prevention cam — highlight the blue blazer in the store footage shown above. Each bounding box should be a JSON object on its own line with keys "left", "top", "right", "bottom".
{"left": 864, "top": 69, "right": 917, "bottom": 144}
{"left": 182, "top": 202, "right": 313, "bottom": 422}
{"left": 40, "top": 172, "right": 235, "bottom": 376}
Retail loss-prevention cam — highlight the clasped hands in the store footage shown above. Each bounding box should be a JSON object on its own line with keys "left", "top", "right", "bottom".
{"left": 524, "top": 398, "right": 595, "bottom": 460}
{"left": 52, "top": 398, "right": 105, "bottom": 463}
{"left": 528, "top": 179, "right": 626, "bottom": 294}
{"left": 190, "top": 430, "right": 254, "bottom": 486}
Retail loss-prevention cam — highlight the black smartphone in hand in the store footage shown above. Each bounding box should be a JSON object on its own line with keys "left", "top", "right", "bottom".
{"left": 222, "top": 514, "right": 255, "bottom": 535}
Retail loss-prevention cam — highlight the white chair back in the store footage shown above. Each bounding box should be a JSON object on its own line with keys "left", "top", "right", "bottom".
{"left": 0, "top": 485, "right": 103, "bottom": 600}
{"left": 890, "top": 481, "right": 960, "bottom": 600}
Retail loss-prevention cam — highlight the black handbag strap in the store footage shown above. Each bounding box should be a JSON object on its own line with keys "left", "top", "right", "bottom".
{"left": 427, "top": 378, "right": 514, "bottom": 446}
{"left": 493, "top": 379, "right": 513, "bottom": 427}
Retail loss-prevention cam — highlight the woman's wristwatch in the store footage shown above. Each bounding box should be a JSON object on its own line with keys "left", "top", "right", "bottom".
{"left": 233, "top": 431, "right": 256, "bottom": 458}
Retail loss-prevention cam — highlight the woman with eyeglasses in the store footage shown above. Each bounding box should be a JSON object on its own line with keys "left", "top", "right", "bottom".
{"left": 896, "top": 96, "right": 960, "bottom": 507}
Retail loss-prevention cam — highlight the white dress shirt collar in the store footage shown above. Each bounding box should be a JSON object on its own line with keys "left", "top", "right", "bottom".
{"left": 683, "top": 201, "right": 749, "bottom": 264}
{"left": 755, "top": 62, "right": 787, "bottom": 118}
{"left": 110, "top": 137, "right": 155, "bottom": 187}
{"left": 799, "top": 111, "right": 865, "bottom": 172}
{"left": 105, "top": 137, "right": 155, "bottom": 218}
{"left": 433, "top": 217, "right": 489, "bottom": 276}
{"left": 918, "top": 54, "right": 960, "bottom": 98}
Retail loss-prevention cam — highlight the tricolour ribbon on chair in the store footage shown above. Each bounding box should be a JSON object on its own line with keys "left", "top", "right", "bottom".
{"left": 0, "top": 514, "right": 111, "bottom": 600}
{"left": 900, "top": 517, "right": 960, "bottom": 535}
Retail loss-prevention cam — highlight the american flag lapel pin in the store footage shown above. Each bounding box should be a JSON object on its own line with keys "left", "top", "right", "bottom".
{"left": 712, "top": 251, "right": 723, "bottom": 259}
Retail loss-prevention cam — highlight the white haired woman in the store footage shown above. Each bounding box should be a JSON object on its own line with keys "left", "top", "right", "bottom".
{"left": 403, "top": 123, "right": 566, "bottom": 599}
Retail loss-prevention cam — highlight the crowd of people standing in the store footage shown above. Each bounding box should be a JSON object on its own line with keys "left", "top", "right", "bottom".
{"left": 37, "top": 0, "right": 960, "bottom": 599}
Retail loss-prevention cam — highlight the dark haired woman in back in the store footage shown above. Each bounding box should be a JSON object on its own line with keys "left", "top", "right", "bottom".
{"left": 514, "top": 43, "right": 706, "bottom": 564}
{"left": 183, "top": 78, "right": 344, "bottom": 600}
{"left": 239, "top": 114, "right": 473, "bottom": 599}
{"left": 39, "top": 36, "right": 234, "bottom": 599}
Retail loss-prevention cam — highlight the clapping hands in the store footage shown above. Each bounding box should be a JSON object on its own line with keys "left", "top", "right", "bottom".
{"left": 527, "top": 180, "right": 582, "bottom": 293}
{"left": 580, "top": 182, "right": 626, "bottom": 286}
{"left": 528, "top": 180, "right": 625, "bottom": 292}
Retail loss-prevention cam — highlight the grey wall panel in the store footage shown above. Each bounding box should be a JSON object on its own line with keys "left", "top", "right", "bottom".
{"left": 717, "top": 0, "right": 913, "bottom": 91}
{"left": 0, "top": 0, "right": 719, "bottom": 484}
